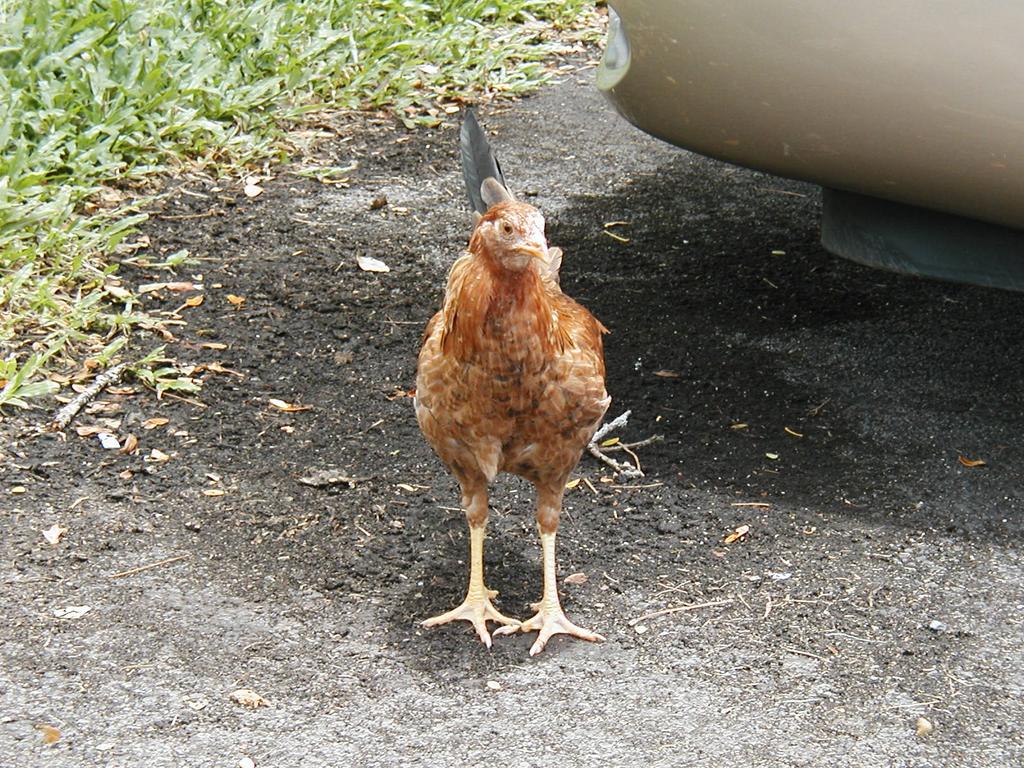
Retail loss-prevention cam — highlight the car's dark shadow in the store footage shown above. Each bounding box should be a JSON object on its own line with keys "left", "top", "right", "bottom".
{"left": 549, "top": 152, "right": 1024, "bottom": 541}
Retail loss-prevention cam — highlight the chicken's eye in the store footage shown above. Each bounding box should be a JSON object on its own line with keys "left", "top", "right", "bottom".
{"left": 500, "top": 221, "right": 514, "bottom": 236}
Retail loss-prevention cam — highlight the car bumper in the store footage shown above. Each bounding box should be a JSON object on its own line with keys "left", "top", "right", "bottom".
{"left": 597, "top": 1, "right": 1024, "bottom": 231}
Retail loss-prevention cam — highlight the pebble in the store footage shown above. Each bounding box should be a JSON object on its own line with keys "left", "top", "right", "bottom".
{"left": 916, "top": 716, "right": 934, "bottom": 737}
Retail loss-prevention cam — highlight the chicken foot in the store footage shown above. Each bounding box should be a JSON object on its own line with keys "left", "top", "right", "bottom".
{"left": 421, "top": 523, "right": 521, "bottom": 648}
{"left": 495, "top": 528, "right": 605, "bottom": 656}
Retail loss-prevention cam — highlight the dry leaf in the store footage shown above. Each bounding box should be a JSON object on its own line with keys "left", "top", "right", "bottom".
{"left": 356, "top": 255, "right": 390, "bottom": 273}
{"left": 565, "top": 478, "right": 581, "bottom": 490}
{"left": 105, "top": 284, "right": 131, "bottom": 300}
{"left": 143, "top": 417, "right": 170, "bottom": 430}
{"left": 53, "top": 605, "right": 91, "bottom": 619}
{"left": 75, "top": 425, "right": 109, "bottom": 437}
{"left": 653, "top": 370, "right": 682, "bottom": 378}
{"left": 201, "top": 342, "right": 228, "bottom": 350}
{"left": 120, "top": 434, "right": 139, "bottom": 454}
{"left": 36, "top": 724, "right": 61, "bottom": 745}
{"left": 386, "top": 387, "right": 415, "bottom": 400}
{"left": 200, "top": 362, "right": 244, "bottom": 377}
{"left": 564, "top": 572, "right": 588, "bottom": 585}
{"left": 166, "top": 281, "right": 202, "bottom": 292}
{"left": 138, "top": 281, "right": 200, "bottom": 294}
{"left": 230, "top": 688, "right": 267, "bottom": 709}
{"left": 226, "top": 294, "right": 246, "bottom": 307}
{"left": 268, "top": 398, "right": 312, "bottom": 413}
{"left": 147, "top": 448, "right": 171, "bottom": 463}
{"left": 184, "top": 295, "right": 204, "bottom": 308}
{"left": 958, "top": 455, "right": 987, "bottom": 468}
{"left": 42, "top": 524, "right": 67, "bottom": 545}
{"left": 85, "top": 400, "right": 122, "bottom": 415}
{"left": 723, "top": 524, "right": 750, "bottom": 545}
{"left": 202, "top": 489, "right": 226, "bottom": 497}
{"left": 298, "top": 471, "right": 368, "bottom": 488}
{"left": 184, "top": 695, "right": 209, "bottom": 711}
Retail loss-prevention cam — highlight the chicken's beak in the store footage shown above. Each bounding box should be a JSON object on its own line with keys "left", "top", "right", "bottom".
{"left": 513, "top": 243, "right": 548, "bottom": 261}
{"left": 502, "top": 240, "right": 548, "bottom": 271}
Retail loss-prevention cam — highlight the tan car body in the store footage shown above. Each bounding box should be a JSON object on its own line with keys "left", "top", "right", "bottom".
{"left": 597, "top": 1, "right": 1024, "bottom": 230}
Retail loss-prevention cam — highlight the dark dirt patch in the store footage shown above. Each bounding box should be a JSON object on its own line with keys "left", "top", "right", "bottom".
{"left": 3, "top": 75, "right": 1022, "bottom": 767}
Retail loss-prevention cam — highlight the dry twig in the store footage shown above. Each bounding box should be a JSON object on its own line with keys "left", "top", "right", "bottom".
{"left": 49, "top": 363, "right": 128, "bottom": 432}
{"left": 628, "top": 598, "right": 734, "bottom": 626}
{"left": 110, "top": 553, "right": 190, "bottom": 579}
{"left": 587, "top": 410, "right": 663, "bottom": 478}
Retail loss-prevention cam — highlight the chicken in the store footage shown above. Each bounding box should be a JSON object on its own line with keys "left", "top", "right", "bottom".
{"left": 415, "top": 111, "right": 610, "bottom": 655}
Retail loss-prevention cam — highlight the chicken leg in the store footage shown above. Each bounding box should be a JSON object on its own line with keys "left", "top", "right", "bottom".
{"left": 495, "top": 488, "right": 605, "bottom": 655}
{"left": 421, "top": 487, "right": 520, "bottom": 647}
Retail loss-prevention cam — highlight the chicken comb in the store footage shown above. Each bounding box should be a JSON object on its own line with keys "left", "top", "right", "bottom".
{"left": 460, "top": 109, "right": 514, "bottom": 215}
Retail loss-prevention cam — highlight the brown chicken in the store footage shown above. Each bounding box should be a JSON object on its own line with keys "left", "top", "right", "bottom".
{"left": 415, "top": 112, "right": 610, "bottom": 655}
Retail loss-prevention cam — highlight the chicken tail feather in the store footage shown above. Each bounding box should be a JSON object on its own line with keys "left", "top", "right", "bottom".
{"left": 461, "top": 109, "right": 514, "bottom": 214}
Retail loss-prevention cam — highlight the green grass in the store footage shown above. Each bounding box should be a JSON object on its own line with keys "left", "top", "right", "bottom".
{"left": 0, "top": 0, "right": 599, "bottom": 411}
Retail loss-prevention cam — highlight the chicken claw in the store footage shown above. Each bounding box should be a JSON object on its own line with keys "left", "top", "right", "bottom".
{"left": 421, "top": 524, "right": 520, "bottom": 648}
{"left": 493, "top": 530, "right": 604, "bottom": 655}
{"left": 495, "top": 605, "right": 604, "bottom": 656}
{"left": 422, "top": 594, "right": 521, "bottom": 649}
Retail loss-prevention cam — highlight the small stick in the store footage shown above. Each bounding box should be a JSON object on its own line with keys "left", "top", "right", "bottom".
{"left": 157, "top": 390, "right": 207, "bottom": 408}
{"left": 808, "top": 398, "right": 830, "bottom": 417}
{"left": 157, "top": 208, "right": 223, "bottom": 221}
{"left": 756, "top": 187, "right": 809, "bottom": 199}
{"left": 620, "top": 443, "right": 643, "bottom": 474}
{"left": 50, "top": 362, "right": 128, "bottom": 432}
{"left": 588, "top": 445, "right": 642, "bottom": 477}
{"left": 590, "top": 410, "right": 631, "bottom": 444}
{"left": 628, "top": 598, "right": 734, "bottom": 626}
{"left": 731, "top": 502, "right": 771, "bottom": 508}
{"left": 785, "top": 647, "right": 826, "bottom": 662}
{"left": 110, "top": 553, "right": 190, "bottom": 579}
{"left": 588, "top": 412, "right": 664, "bottom": 478}
{"left": 600, "top": 434, "right": 665, "bottom": 452}
{"left": 588, "top": 411, "right": 644, "bottom": 478}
